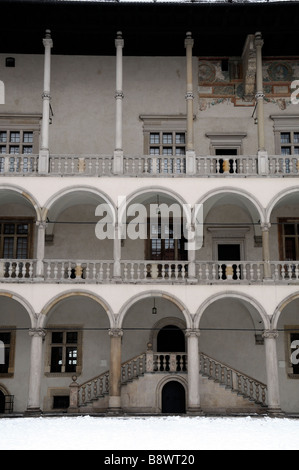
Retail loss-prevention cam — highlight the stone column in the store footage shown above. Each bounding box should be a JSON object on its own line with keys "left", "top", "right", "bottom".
{"left": 261, "top": 223, "right": 272, "bottom": 280}
{"left": 113, "top": 31, "right": 124, "bottom": 175}
{"left": 255, "top": 32, "right": 268, "bottom": 174}
{"left": 108, "top": 328, "right": 123, "bottom": 414}
{"left": 185, "top": 32, "right": 196, "bottom": 175}
{"left": 39, "top": 30, "right": 53, "bottom": 174}
{"left": 186, "top": 222, "right": 196, "bottom": 281}
{"left": 36, "top": 221, "right": 47, "bottom": 278}
{"left": 113, "top": 222, "right": 122, "bottom": 280}
{"left": 262, "top": 330, "right": 282, "bottom": 415}
{"left": 26, "top": 328, "right": 46, "bottom": 415}
{"left": 185, "top": 329, "right": 202, "bottom": 414}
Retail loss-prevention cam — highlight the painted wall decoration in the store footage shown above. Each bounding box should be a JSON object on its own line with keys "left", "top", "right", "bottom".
{"left": 198, "top": 58, "right": 299, "bottom": 111}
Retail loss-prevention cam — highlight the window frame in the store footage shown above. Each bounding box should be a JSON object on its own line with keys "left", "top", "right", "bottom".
{"left": 0, "top": 218, "right": 34, "bottom": 260}
{"left": 278, "top": 217, "right": 299, "bottom": 261}
{"left": 45, "top": 326, "right": 83, "bottom": 377}
{"left": 0, "top": 327, "right": 16, "bottom": 378}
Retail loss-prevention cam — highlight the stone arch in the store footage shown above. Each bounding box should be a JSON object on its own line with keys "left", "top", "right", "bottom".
{"left": 272, "top": 292, "right": 299, "bottom": 330}
{"left": 266, "top": 186, "right": 299, "bottom": 222}
{"left": 156, "top": 375, "right": 188, "bottom": 413}
{"left": 0, "top": 290, "right": 36, "bottom": 327}
{"left": 42, "top": 185, "right": 117, "bottom": 236}
{"left": 119, "top": 186, "right": 191, "bottom": 225}
{"left": 38, "top": 290, "right": 115, "bottom": 328}
{"left": 195, "top": 186, "right": 265, "bottom": 240}
{"left": 117, "top": 290, "right": 192, "bottom": 329}
{"left": 0, "top": 184, "right": 42, "bottom": 221}
{"left": 194, "top": 291, "right": 270, "bottom": 330}
{"left": 148, "top": 317, "right": 187, "bottom": 352}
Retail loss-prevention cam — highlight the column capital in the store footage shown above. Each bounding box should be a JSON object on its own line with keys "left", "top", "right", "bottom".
{"left": 36, "top": 220, "right": 48, "bottom": 229}
{"left": 261, "top": 222, "right": 271, "bottom": 231}
{"left": 115, "top": 31, "right": 124, "bottom": 48}
{"left": 184, "top": 32, "right": 194, "bottom": 48}
{"left": 185, "top": 328, "right": 200, "bottom": 338}
{"left": 43, "top": 30, "right": 53, "bottom": 49}
{"left": 29, "top": 328, "right": 46, "bottom": 338}
{"left": 262, "top": 329, "right": 279, "bottom": 340}
{"left": 109, "top": 328, "right": 123, "bottom": 338}
{"left": 254, "top": 31, "right": 264, "bottom": 49}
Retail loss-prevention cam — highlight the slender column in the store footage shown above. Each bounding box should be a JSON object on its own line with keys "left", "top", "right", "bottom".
{"left": 36, "top": 221, "right": 47, "bottom": 278}
{"left": 26, "top": 328, "right": 46, "bottom": 414}
{"left": 108, "top": 328, "right": 123, "bottom": 413}
{"left": 184, "top": 32, "right": 196, "bottom": 175}
{"left": 255, "top": 32, "right": 268, "bottom": 174}
{"left": 261, "top": 223, "right": 272, "bottom": 280}
{"left": 113, "top": 222, "right": 122, "bottom": 280}
{"left": 186, "top": 222, "right": 196, "bottom": 281}
{"left": 185, "top": 329, "right": 202, "bottom": 414}
{"left": 113, "top": 32, "right": 124, "bottom": 175}
{"left": 262, "top": 330, "right": 283, "bottom": 415}
{"left": 39, "top": 30, "right": 53, "bottom": 174}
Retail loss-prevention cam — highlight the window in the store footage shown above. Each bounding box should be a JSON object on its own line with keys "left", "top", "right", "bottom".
{"left": 0, "top": 329, "right": 16, "bottom": 377}
{"left": 140, "top": 115, "right": 187, "bottom": 174}
{"left": 280, "top": 132, "right": 299, "bottom": 156}
{"left": 0, "top": 130, "right": 34, "bottom": 154}
{"left": 0, "top": 219, "right": 33, "bottom": 259}
{"left": 147, "top": 218, "right": 188, "bottom": 261}
{"left": 278, "top": 218, "right": 299, "bottom": 261}
{"left": 46, "top": 328, "right": 82, "bottom": 376}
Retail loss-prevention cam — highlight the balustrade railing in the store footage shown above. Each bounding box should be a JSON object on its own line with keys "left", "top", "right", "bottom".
{"left": 121, "top": 354, "right": 147, "bottom": 384}
{"left": 0, "top": 154, "right": 38, "bottom": 174}
{"left": 196, "top": 155, "right": 258, "bottom": 175}
{"left": 200, "top": 353, "right": 267, "bottom": 406}
{"left": 196, "top": 261, "right": 264, "bottom": 282}
{"left": 1, "top": 258, "right": 298, "bottom": 284}
{"left": 78, "top": 372, "right": 110, "bottom": 407}
{"left": 146, "top": 351, "right": 187, "bottom": 373}
{"left": 43, "top": 260, "right": 113, "bottom": 282}
{"left": 0, "top": 153, "right": 298, "bottom": 176}
{"left": 0, "top": 259, "right": 36, "bottom": 280}
{"left": 269, "top": 155, "right": 299, "bottom": 175}
{"left": 121, "top": 260, "right": 189, "bottom": 281}
{"left": 49, "top": 154, "right": 113, "bottom": 176}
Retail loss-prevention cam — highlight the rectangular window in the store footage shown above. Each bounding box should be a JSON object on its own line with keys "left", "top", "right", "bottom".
{"left": 49, "top": 330, "right": 79, "bottom": 374}
{"left": 278, "top": 218, "right": 299, "bottom": 261}
{"left": 147, "top": 218, "right": 188, "bottom": 261}
{"left": 286, "top": 326, "right": 299, "bottom": 378}
{"left": 0, "top": 329, "right": 15, "bottom": 377}
{"left": 0, "top": 220, "right": 32, "bottom": 259}
{"left": 0, "top": 130, "right": 34, "bottom": 154}
{"left": 279, "top": 131, "right": 299, "bottom": 156}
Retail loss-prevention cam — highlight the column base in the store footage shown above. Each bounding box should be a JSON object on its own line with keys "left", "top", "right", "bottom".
{"left": 24, "top": 407, "right": 43, "bottom": 417}
{"left": 186, "top": 407, "right": 204, "bottom": 416}
{"left": 267, "top": 407, "right": 285, "bottom": 417}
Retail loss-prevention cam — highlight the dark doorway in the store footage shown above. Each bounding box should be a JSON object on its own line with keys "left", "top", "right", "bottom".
{"left": 157, "top": 325, "right": 185, "bottom": 352}
{"left": 215, "top": 148, "right": 238, "bottom": 173}
{"left": 0, "top": 391, "right": 5, "bottom": 413}
{"left": 218, "top": 244, "right": 241, "bottom": 280}
{"left": 162, "top": 381, "right": 186, "bottom": 413}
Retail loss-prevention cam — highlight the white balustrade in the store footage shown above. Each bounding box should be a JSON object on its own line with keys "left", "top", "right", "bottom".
{"left": 196, "top": 155, "right": 258, "bottom": 175}
{"left": 49, "top": 155, "right": 113, "bottom": 176}
{"left": 196, "top": 261, "right": 264, "bottom": 282}
{"left": 0, "top": 260, "right": 36, "bottom": 280}
{"left": 43, "top": 260, "right": 113, "bottom": 282}
{"left": 269, "top": 155, "right": 299, "bottom": 175}
{"left": 0, "top": 154, "right": 38, "bottom": 174}
{"left": 121, "top": 260, "right": 189, "bottom": 281}
{"left": 271, "top": 261, "right": 299, "bottom": 281}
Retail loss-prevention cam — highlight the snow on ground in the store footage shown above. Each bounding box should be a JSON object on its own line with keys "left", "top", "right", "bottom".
{"left": 0, "top": 415, "right": 299, "bottom": 450}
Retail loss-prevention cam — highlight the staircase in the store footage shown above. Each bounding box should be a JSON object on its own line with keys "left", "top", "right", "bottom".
{"left": 70, "top": 351, "right": 267, "bottom": 412}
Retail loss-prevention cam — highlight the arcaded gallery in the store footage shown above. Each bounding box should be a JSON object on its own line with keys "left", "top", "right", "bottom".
{"left": 0, "top": 0, "right": 299, "bottom": 416}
